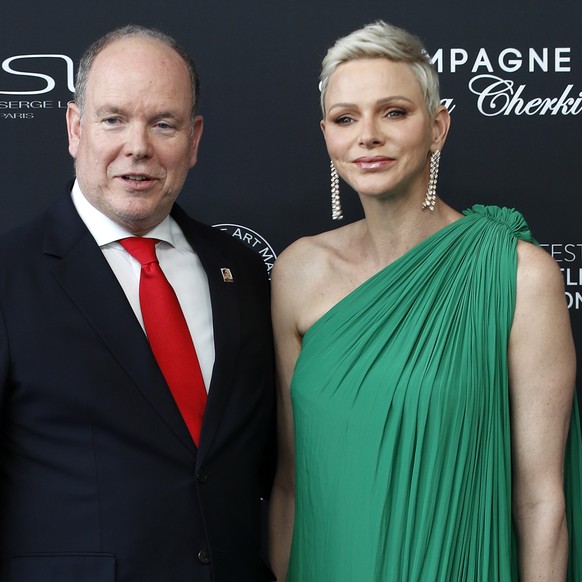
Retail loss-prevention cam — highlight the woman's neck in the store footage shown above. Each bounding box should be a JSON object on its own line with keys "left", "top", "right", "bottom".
{"left": 354, "top": 196, "right": 462, "bottom": 268}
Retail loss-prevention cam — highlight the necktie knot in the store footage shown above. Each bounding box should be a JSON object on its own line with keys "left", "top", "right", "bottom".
{"left": 119, "top": 237, "right": 160, "bottom": 267}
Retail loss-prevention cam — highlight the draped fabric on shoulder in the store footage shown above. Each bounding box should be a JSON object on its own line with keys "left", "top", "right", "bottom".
{"left": 288, "top": 206, "right": 582, "bottom": 582}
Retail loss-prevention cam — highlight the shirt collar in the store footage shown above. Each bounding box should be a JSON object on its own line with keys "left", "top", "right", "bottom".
{"left": 71, "top": 179, "right": 178, "bottom": 248}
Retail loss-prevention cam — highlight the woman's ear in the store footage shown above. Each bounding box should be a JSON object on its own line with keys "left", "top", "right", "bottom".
{"left": 432, "top": 105, "right": 451, "bottom": 151}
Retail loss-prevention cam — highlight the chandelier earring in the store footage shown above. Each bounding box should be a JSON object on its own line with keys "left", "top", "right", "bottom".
{"left": 422, "top": 150, "right": 441, "bottom": 212}
{"left": 330, "top": 161, "right": 343, "bottom": 221}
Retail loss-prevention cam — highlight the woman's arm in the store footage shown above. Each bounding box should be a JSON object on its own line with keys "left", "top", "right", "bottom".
{"left": 268, "top": 250, "right": 304, "bottom": 581}
{"left": 508, "top": 241, "right": 576, "bottom": 582}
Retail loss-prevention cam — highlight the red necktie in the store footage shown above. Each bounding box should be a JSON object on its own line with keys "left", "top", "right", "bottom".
{"left": 120, "top": 237, "right": 207, "bottom": 446}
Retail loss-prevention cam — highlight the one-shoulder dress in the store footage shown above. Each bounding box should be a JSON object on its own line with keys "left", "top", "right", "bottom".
{"left": 287, "top": 206, "right": 582, "bottom": 581}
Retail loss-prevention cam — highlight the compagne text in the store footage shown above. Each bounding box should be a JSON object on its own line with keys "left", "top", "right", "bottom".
{"left": 432, "top": 47, "right": 580, "bottom": 116}
{"left": 431, "top": 47, "right": 572, "bottom": 73}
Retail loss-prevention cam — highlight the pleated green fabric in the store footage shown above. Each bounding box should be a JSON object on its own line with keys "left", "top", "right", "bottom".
{"left": 288, "top": 206, "right": 582, "bottom": 581}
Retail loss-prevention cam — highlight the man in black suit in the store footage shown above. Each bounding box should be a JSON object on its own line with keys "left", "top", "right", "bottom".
{"left": 0, "top": 25, "right": 275, "bottom": 581}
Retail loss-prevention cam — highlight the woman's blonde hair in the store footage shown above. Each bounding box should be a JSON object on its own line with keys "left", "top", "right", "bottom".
{"left": 320, "top": 20, "right": 440, "bottom": 116}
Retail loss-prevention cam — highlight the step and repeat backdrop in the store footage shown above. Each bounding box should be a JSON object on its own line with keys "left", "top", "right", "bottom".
{"left": 1, "top": 0, "right": 581, "bottom": 401}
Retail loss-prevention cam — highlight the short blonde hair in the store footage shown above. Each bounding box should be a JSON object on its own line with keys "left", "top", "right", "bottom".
{"left": 320, "top": 20, "right": 440, "bottom": 116}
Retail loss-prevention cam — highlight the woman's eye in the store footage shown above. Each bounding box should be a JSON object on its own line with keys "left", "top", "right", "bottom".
{"left": 335, "top": 115, "right": 354, "bottom": 125}
{"left": 386, "top": 109, "right": 406, "bottom": 118}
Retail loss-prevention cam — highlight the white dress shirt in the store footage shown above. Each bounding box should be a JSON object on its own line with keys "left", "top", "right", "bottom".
{"left": 71, "top": 181, "right": 215, "bottom": 391}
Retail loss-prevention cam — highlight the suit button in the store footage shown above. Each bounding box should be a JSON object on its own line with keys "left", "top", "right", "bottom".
{"left": 196, "top": 471, "right": 208, "bottom": 483}
{"left": 197, "top": 549, "right": 211, "bottom": 564}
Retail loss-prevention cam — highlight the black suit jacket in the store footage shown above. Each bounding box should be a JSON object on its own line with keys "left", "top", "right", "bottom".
{"left": 0, "top": 190, "right": 276, "bottom": 581}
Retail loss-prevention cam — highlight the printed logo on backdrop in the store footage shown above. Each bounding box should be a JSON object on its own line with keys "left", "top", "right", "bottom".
{"left": 541, "top": 243, "right": 582, "bottom": 309}
{"left": 214, "top": 224, "right": 277, "bottom": 278}
{"left": 430, "top": 47, "right": 580, "bottom": 116}
{"left": 0, "top": 54, "right": 74, "bottom": 120}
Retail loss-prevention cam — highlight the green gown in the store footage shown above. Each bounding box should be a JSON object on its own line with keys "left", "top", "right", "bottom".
{"left": 288, "top": 206, "right": 582, "bottom": 581}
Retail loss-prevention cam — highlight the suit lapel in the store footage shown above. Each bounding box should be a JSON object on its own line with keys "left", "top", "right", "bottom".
{"left": 173, "top": 207, "right": 241, "bottom": 465}
{"left": 45, "top": 193, "right": 196, "bottom": 454}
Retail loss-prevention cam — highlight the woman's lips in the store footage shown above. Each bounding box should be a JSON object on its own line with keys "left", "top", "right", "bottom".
{"left": 353, "top": 156, "right": 394, "bottom": 170}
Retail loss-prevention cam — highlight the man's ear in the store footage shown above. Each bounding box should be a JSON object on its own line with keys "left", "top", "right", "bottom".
{"left": 188, "top": 115, "right": 204, "bottom": 168}
{"left": 66, "top": 101, "right": 82, "bottom": 159}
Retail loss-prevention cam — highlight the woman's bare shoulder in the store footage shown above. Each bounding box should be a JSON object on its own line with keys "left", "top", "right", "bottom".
{"left": 271, "top": 225, "right": 362, "bottom": 335}
{"left": 272, "top": 225, "right": 357, "bottom": 285}
{"left": 515, "top": 239, "right": 565, "bottom": 297}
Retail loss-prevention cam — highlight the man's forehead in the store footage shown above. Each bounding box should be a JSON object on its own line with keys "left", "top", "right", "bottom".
{"left": 87, "top": 40, "right": 188, "bottom": 92}
{"left": 90, "top": 37, "right": 184, "bottom": 78}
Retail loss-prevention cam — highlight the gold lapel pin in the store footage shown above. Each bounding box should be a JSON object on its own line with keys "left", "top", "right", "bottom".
{"left": 221, "top": 268, "right": 234, "bottom": 283}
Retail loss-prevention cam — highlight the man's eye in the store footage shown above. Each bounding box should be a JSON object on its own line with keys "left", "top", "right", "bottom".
{"left": 155, "top": 121, "right": 175, "bottom": 130}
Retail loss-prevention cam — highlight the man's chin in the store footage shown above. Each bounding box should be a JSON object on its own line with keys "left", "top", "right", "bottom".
{"left": 111, "top": 205, "right": 170, "bottom": 236}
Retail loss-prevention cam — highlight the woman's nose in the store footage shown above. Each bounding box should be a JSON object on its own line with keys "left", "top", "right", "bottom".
{"left": 358, "top": 117, "right": 384, "bottom": 147}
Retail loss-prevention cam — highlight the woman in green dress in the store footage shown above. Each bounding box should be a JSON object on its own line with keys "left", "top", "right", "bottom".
{"left": 269, "top": 20, "right": 581, "bottom": 581}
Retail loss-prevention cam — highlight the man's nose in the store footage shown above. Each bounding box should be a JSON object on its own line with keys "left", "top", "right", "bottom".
{"left": 124, "top": 123, "right": 153, "bottom": 159}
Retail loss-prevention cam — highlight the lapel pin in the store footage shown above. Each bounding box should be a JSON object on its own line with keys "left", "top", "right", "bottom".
{"left": 221, "top": 268, "right": 234, "bottom": 283}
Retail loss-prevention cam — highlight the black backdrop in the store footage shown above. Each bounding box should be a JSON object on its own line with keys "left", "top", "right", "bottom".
{"left": 2, "top": 0, "right": 581, "bottom": 405}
